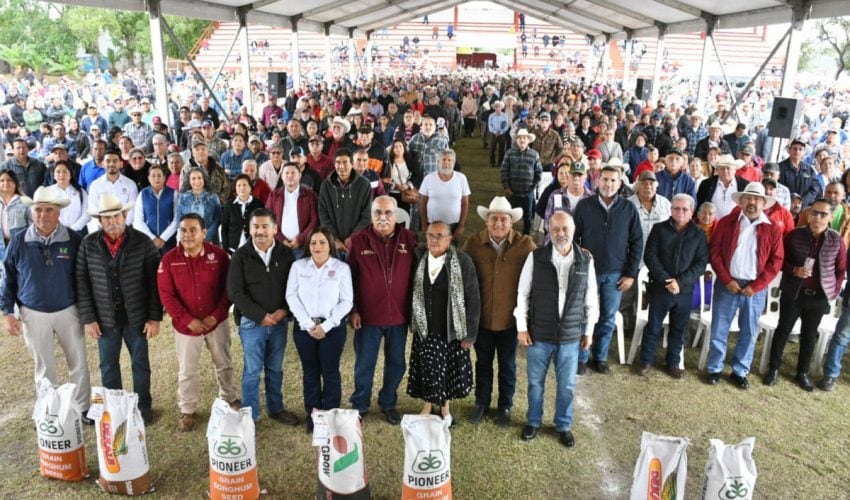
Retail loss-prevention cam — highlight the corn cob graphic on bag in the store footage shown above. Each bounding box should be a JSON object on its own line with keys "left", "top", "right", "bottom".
{"left": 630, "top": 432, "right": 689, "bottom": 500}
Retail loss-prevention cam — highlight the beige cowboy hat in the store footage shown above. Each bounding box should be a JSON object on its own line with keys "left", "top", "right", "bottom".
{"left": 731, "top": 182, "right": 776, "bottom": 209}
{"left": 604, "top": 157, "right": 627, "bottom": 170}
{"left": 715, "top": 154, "right": 743, "bottom": 169}
{"left": 477, "top": 196, "right": 523, "bottom": 223}
{"left": 331, "top": 116, "right": 351, "bottom": 134}
{"left": 21, "top": 186, "right": 70, "bottom": 208}
{"left": 515, "top": 129, "right": 536, "bottom": 143}
{"left": 88, "top": 193, "right": 134, "bottom": 218}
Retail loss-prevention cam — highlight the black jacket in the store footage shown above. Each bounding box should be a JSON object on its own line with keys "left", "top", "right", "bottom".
{"left": 221, "top": 197, "right": 265, "bottom": 254}
{"left": 644, "top": 218, "right": 709, "bottom": 291}
{"left": 696, "top": 175, "right": 749, "bottom": 210}
{"left": 227, "top": 241, "right": 295, "bottom": 323}
{"left": 573, "top": 194, "right": 643, "bottom": 278}
{"left": 76, "top": 228, "right": 162, "bottom": 328}
{"left": 318, "top": 170, "right": 372, "bottom": 242}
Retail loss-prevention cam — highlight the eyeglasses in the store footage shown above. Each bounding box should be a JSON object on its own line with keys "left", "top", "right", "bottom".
{"left": 810, "top": 210, "right": 831, "bottom": 219}
{"left": 425, "top": 233, "right": 450, "bottom": 241}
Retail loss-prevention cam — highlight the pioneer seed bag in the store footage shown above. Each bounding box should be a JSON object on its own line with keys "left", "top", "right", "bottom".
{"left": 629, "top": 431, "right": 690, "bottom": 500}
{"left": 313, "top": 409, "right": 371, "bottom": 499}
{"left": 88, "top": 387, "right": 153, "bottom": 495}
{"left": 32, "top": 379, "right": 88, "bottom": 481}
{"left": 700, "top": 438, "right": 757, "bottom": 500}
{"left": 207, "top": 398, "right": 260, "bottom": 500}
{"left": 401, "top": 414, "right": 452, "bottom": 500}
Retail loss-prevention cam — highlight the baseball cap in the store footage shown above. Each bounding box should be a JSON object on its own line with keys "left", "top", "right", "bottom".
{"left": 739, "top": 144, "right": 755, "bottom": 156}
{"left": 289, "top": 146, "right": 305, "bottom": 157}
{"left": 638, "top": 171, "right": 657, "bottom": 182}
{"left": 539, "top": 112, "right": 551, "bottom": 120}
{"left": 586, "top": 149, "right": 602, "bottom": 159}
{"left": 568, "top": 161, "right": 587, "bottom": 174}
{"left": 140, "top": 97, "right": 151, "bottom": 104}
{"left": 358, "top": 125, "right": 373, "bottom": 134}
{"left": 667, "top": 147, "right": 685, "bottom": 157}
{"left": 201, "top": 120, "right": 214, "bottom": 128}
{"left": 788, "top": 137, "right": 806, "bottom": 148}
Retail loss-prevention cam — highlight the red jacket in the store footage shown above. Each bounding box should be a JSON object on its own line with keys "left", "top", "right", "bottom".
{"left": 157, "top": 242, "right": 231, "bottom": 336}
{"left": 347, "top": 224, "right": 418, "bottom": 326}
{"left": 710, "top": 210, "right": 784, "bottom": 293}
{"left": 265, "top": 186, "right": 319, "bottom": 246}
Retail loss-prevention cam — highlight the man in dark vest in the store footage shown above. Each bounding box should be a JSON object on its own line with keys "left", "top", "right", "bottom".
{"left": 514, "top": 211, "right": 598, "bottom": 448}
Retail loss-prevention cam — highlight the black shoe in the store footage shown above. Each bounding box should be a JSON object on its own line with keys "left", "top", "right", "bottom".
{"left": 306, "top": 418, "right": 314, "bottom": 434}
{"left": 666, "top": 366, "right": 685, "bottom": 380}
{"left": 468, "top": 404, "right": 487, "bottom": 424}
{"left": 763, "top": 368, "right": 779, "bottom": 386}
{"left": 140, "top": 408, "right": 154, "bottom": 425}
{"left": 819, "top": 376, "right": 837, "bottom": 391}
{"left": 592, "top": 360, "right": 610, "bottom": 374}
{"left": 80, "top": 412, "right": 95, "bottom": 426}
{"left": 270, "top": 409, "right": 300, "bottom": 426}
{"left": 521, "top": 425, "right": 538, "bottom": 441}
{"left": 729, "top": 373, "right": 749, "bottom": 390}
{"left": 636, "top": 364, "right": 652, "bottom": 376}
{"left": 382, "top": 408, "right": 402, "bottom": 425}
{"left": 705, "top": 372, "right": 721, "bottom": 385}
{"left": 796, "top": 373, "right": 815, "bottom": 392}
{"left": 577, "top": 362, "right": 587, "bottom": 375}
{"left": 558, "top": 430, "right": 575, "bottom": 448}
{"left": 494, "top": 408, "right": 511, "bottom": 428}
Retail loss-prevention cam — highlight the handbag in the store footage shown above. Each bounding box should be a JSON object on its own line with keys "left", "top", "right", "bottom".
{"left": 394, "top": 164, "right": 420, "bottom": 203}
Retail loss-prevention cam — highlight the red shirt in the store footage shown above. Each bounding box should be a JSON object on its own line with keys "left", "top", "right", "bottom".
{"left": 737, "top": 165, "right": 762, "bottom": 183}
{"left": 307, "top": 153, "right": 334, "bottom": 179}
{"left": 157, "top": 242, "right": 231, "bottom": 336}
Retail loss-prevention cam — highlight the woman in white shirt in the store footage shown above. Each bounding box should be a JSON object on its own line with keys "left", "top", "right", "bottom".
{"left": 285, "top": 227, "right": 353, "bottom": 433}
{"left": 48, "top": 161, "right": 90, "bottom": 234}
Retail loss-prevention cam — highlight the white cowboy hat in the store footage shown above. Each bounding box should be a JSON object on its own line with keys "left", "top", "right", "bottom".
{"left": 604, "top": 157, "right": 627, "bottom": 169}
{"left": 88, "top": 193, "right": 134, "bottom": 218}
{"left": 331, "top": 116, "right": 351, "bottom": 134}
{"left": 715, "top": 154, "right": 742, "bottom": 169}
{"left": 21, "top": 186, "right": 70, "bottom": 208}
{"left": 731, "top": 182, "right": 776, "bottom": 209}
{"left": 477, "top": 196, "right": 523, "bottom": 223}
{"left": 515, "top": 129, "right": 536, "bottom": 143}
{"left": 707, "top": 121, "right": 723, "bottom": 130}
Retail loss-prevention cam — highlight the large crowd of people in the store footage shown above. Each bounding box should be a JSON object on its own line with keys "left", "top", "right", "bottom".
{"left": 2, "top": 66, "right": 850, "bottom": 451}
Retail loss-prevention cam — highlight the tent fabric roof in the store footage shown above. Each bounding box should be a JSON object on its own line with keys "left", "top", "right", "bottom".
{"left": 63, "top": 0, "right": 850, "bottom": 40}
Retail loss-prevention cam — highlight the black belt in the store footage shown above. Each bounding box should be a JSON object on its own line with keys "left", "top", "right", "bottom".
{"left": 802, "top": 288, "right": 824, "bottom": 296}
{"left": 311, "top": 317, "right": 327, "bottom": 324}
{"left": 734, "top": 279, "right": 753, "bottom": 288}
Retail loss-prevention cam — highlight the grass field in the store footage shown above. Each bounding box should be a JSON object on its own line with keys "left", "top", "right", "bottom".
{"left": 2, "top": 135, "right": 850, "bottom": 499}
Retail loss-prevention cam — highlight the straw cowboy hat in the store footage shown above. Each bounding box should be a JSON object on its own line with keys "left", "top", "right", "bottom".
{"left": 604, "top": 157, "right": 627, "bottom": 170}
{"left": 515, "top": 129, "right": 536, "bottom": 143}
{"left": 88, "top": 193, "right": 134, "bottom": 218}
{"left": 715, "top": 154, "right": 743, "bottom": 169}
{"left": 331, "top": 116, "right": 351, "bottom": 134}
{"left": 21, "top": 186, "right": 70, "bottom": 208}
{"left": 731, "top": 182, "right": 776, "bottom": 209}
{"left": 477, "top": 196, "right": 523, "bottom": 223}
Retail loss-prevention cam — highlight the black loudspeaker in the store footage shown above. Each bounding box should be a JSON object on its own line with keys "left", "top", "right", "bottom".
{"left": 635, "top": 78, "right": 652, "bottom": 102}
{"left": 768, "top": 97, "right": 803, "bottom": 138}
{"left": 268, "top": 72, "right": 287, "bottom": 99}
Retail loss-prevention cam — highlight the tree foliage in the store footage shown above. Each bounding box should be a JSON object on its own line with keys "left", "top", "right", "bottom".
{"left": 0, "top": 0, "right": 210, "bottom": 75}
{"left": 814, "top": 18, "right": 850, "bottom": 81}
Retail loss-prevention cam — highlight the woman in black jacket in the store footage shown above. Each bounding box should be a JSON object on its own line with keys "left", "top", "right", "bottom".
{"left": 221, "top": 174, "right": 264, "bottom": 254}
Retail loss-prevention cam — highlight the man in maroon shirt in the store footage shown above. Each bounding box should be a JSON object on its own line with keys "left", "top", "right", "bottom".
{"left": 157, "top": 213, "right": 239, "bottom": 431}
{"left": 307, "top": 136, "right": 334, "bottom": 179}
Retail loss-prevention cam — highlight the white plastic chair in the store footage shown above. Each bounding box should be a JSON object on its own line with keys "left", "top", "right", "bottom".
{"left": 697, "top": 266, "right": 745, "bottom": 371}
{"left": 757, "top": 272, "right": 798, "bottom": 374}
{"left": 626, "top": 267, "right": 680, "bottom": 368}
{"left": 396, "top": 207, "right": 411, "bottom": 229}
{"left": 814, "top": 301, "right": 842, "bottom": 376}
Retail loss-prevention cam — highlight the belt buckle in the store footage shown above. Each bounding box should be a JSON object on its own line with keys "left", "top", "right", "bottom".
{"left": 804, "top": 289, "right": 818, "bottom": 296}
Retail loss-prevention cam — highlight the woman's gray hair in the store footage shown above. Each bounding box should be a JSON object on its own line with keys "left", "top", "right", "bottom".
{"left": 698, "top": 201, "right": 716, "bottom": 213}
{"left": 180, "top": 166, "right": 211, "bottom": 193}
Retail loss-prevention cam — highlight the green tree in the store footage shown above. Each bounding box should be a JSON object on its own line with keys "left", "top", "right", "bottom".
{"left": 815, "top": 18, "right": 850, "bottom": 81}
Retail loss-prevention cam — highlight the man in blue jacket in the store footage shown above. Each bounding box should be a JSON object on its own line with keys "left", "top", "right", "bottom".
{"left": 1, "top": 187, "right": 93, "bottom": 423}
{"left": 655, "top": 148, "right": 696, "bottom": 201}
{"left": 573, "top": 166, "right": 643, "bottom": 374}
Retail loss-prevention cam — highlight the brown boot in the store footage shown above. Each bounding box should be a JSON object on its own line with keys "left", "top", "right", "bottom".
{"left": 228, "top": 399, "right": 242, "bottom": 411}
{"left": 177, "top": 413, "right": 195, "bottom": 432}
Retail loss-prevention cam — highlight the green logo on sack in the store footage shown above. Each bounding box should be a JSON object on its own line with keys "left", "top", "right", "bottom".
{"left": 412, "top": 450, "right": 446, "bottom": 474}
{"left": 719, "top": 478, "right": 751, "bottom": 499}
{"left": 214, "top": 437, "right": 245, "bottom": 458}
{"left": 38, "top": 417, "right": 63, "bottom": 437}
{"left": 333, "top": 442, "right": 360, "bottom": 472}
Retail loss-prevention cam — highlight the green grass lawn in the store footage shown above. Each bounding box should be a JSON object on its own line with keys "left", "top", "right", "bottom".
{"left": 1, "top": 136, "right": 850, "bottom": 499}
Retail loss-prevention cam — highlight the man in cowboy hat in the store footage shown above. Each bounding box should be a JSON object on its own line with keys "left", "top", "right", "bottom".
{"left": 694, "top": 121, "right": 731, "bottom": 161}
{"left": 462, "top": 197, "right": 536, "bottom": 427}
{"left": 656, "top": 147, "right": 696, "bottom": 201}
{"left": 682, "top": 109, "right": 708, "bottom": 157}
{"left": 705, "top": 182, "right": 783, "bottom": 389}
{"left": 1, "top": 187, "right": 93, "bottom": 423}
{"left": 696, "top": 153, "right": 749, "bottom": 219}
{"left": 501, "top": 128, "right": 542, "bottom": 235}
{"left": 322, "top": 116, "right": 353, "bottom": 159}
{"left": 76, "top": 193, "right": 162, "bottom": 423}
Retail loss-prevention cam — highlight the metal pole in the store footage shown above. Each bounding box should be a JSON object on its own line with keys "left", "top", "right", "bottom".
{"left": 600, "top": 36, "right": 610, "bottom": 84}
{"left": 210, "top": 26, "right": 242, "bottom": 90}
{"left": 710, "top": 35, "right": 738, "bottom": 122}
{"left": 348, "top": 35, "right": 356, "bottom": 84}
{"left": 290, "top": 16, "right": 302, "bottom": 92}
{"left": 238, "top": 10, "right": 252, "bottom": 115}
{"left": 651, "top": 23, "right": 666, "bottom": 104}
{"left": 160, "top": 16, "right": 230, "bottom": 123}
{"left": 622, "top": 32, "right": 633, "bottom": 91}
{"left": 696, "top": 19, "right": 715, "bottom": 111}
{"left": 728, "top": 26, "right": 791, "bottom": 119}
{"left": 324, "top": 24, "right": 333, "bottom": 86}
{"left": 146, "top": 0, "right": 170, "bottom": 129}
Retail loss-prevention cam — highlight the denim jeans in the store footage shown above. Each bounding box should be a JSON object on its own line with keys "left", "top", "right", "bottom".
{"left": 706, "top": 283, "right": 767, "bottom": 377}
{"left": 508, "top": 192, "right": 535, "bottom": 235}
{"left": 474, "top": 327, "right": 518, "bottom": 410}
{"left": 580, "top": 272, "right": 623, "bottom": 364}
{"left": 97, "top": 324, "right": 151, "bottom": 411}
{"left": 238, "top": 317, "right": 288, "bottom": 421}
{"left": 639, "top": 287, "right": 693, "bottom": 368}
{"left": 293, "top": 324, "right": 347, "bottom": 415}
{"left": 350, "top": 325, "right": 408, "bottom": 413}
{"left": 823, "top": 304, "right": 850, "bottom": 378}
{"left": 526, "top": 340, "right": 579, "bottom": 432}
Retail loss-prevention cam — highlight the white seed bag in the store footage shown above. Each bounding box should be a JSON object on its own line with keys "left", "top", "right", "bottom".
{"left": 207, "top": 398, "right": 260, "bottom": 500}
{"left": 401, "top": 415, "right": 452, "bottom": 500}
{"left": 700, "top": 438, "right": 757, "bottom": 500}
{"left": 629, "top": 431, "right": 690, "bottom": 500}
{"left": 312, "top": 409, "right": 371, "bottom": 499}
{"left": 32, "top": 379, "right": 88, "bottom": 481}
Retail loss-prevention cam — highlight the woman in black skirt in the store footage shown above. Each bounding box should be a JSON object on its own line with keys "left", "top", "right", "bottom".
{"left": 408, "top": 221, "right": 480, "bottom": 421}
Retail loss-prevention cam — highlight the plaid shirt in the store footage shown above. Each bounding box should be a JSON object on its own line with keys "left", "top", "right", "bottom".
{"left": 500, "top": 146, "right": 542, "bottom": 194}
{"left": 122, "top": 121, "right": 153, "bottom": 148}
{"left": 408, "top": 132, "right": 449, "bottom": 175}
{"left": 684, "top": 125, "right": 708, "bottom": 156}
